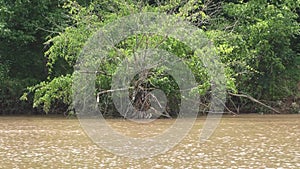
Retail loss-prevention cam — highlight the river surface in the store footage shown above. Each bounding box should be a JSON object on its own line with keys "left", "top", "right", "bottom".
{"left": 0, "top": 114, "right": 299, "bottom": 168}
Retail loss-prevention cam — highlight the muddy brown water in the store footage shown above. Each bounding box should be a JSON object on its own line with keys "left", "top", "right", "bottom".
{"left": 0, "top": 114, "right": 299, "bottom": 168}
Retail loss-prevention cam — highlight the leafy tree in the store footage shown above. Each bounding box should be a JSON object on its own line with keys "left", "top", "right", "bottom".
{"left": 0, "top": 0, "right": 68, "bottom": 114}
{"left": 21, "top": 0, "right": 300, "bottom": 115}
{"left": 21, "top": 0, "right": 133, "bottom": 113}
{"left": 222, "top": 0, "right": 300, "bottom": 100}
{"left": 23, "top": 0, "right": 232, "bottom": 116}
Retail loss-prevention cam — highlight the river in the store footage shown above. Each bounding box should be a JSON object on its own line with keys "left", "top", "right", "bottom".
{"left": 0, "top": 114, "right": 299, "bottom": 168}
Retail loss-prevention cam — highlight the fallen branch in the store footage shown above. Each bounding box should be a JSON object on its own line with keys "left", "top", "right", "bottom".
{"left": 221, "top": 100, "right": 238, "bottom": 116}
{"left": 228, "top": 92, "right": 281, "bottom": 114}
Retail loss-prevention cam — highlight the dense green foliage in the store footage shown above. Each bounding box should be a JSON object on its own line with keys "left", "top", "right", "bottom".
{"left": 223, "top": 0, "right": 300, "bottom": 99}
{"left": 0, "top": 0, "right": 70, "bottom": 114}
{"left": 1, "top": 0, "right": 299, "bottom": 115}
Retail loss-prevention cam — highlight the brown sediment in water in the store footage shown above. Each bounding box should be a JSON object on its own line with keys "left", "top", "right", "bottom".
{"left": 0, "top": 114, "right": 299, "bottom": 168}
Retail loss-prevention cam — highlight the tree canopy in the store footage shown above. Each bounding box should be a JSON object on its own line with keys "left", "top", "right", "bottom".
{"left": 1, "top": 0, "right": 299, "bottom": 115}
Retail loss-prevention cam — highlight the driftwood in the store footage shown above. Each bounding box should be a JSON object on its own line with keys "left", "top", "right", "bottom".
{"left": 228, "top": 92, "right": 281, "bottom": 114}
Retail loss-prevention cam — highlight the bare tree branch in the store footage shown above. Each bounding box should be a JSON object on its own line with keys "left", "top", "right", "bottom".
{"left": 228, "top": 92, "right": 281, "bottom": 114}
